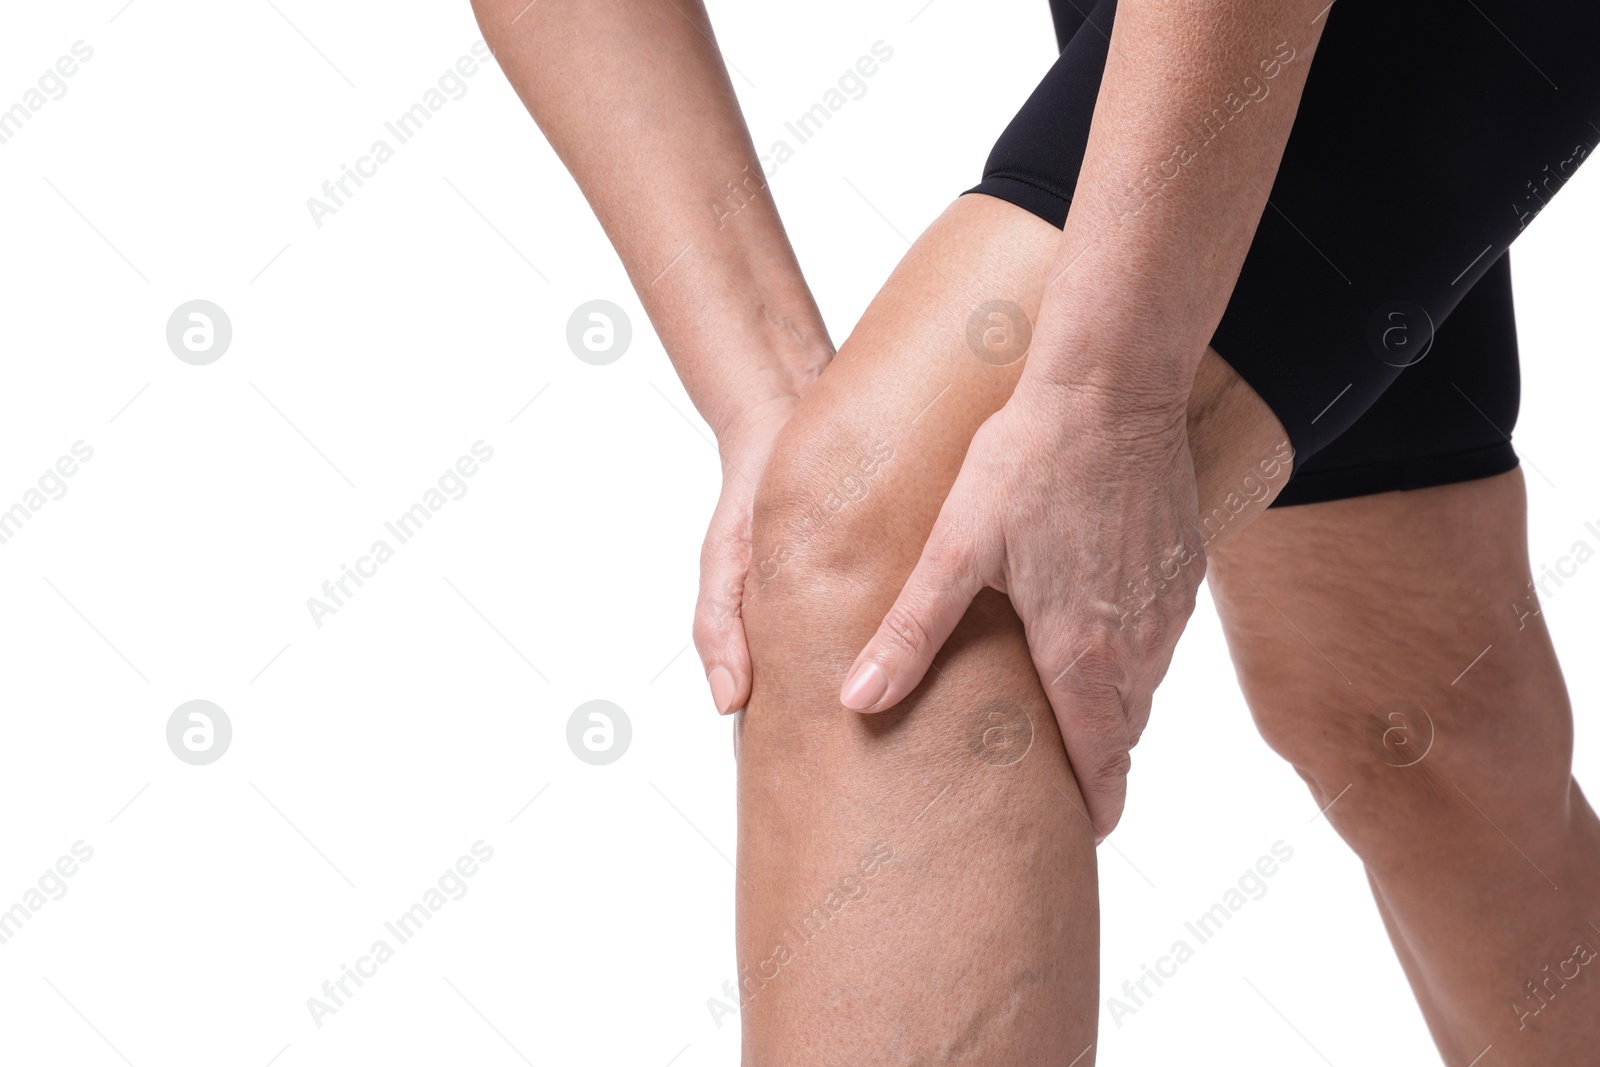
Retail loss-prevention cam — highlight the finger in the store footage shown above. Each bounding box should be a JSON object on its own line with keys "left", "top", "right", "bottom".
{"left": 1045, "top": 666, "right": 1135, "bottom": 843}
{"left": 840, "top": 517, "right": 986, "bottom": 712}
{"left": 694, "top": 506, "right": 753, "bottom": 716}
{"left": 695, "top": 584, "right": 749, "bottom": 715}
{"left": 1126, "top": 689, "right": 1155, "bottom": 741}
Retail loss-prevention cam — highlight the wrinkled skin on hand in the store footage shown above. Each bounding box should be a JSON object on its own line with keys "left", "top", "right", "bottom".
{"left": 839, "top": 378, "right": 1207, "bottom": 841}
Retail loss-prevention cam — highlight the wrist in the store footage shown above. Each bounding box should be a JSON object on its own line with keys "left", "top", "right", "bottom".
{"left": 1016, "top": 320, "right": 1197, "bottom": 432}
{"left": 1017, "top": 360, "right": 1191, "bottom": 432}
{"left": 651, "top": 246, "right": 833, "bottom": 442}
{"left": 747, "top": 305, "right": 834, "bottom": 404}
{"left": 1013, "top": 357, "right": 1191, "bottom": 451}
{"left": 719, "top": 392, "right": 799, "bottom": 458}
{"left": 701, "top": 310, "right": 832, "bottom": 442}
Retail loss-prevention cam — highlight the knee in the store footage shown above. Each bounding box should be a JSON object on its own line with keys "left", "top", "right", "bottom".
{"left": 738, "top": 395, "right": 946, "bottom": 702}
{"left": 1245, "top": 669, "right": 1576, "bottom": 854}
{"left": 745, "top": 402, "right": 911, "bottom": 608}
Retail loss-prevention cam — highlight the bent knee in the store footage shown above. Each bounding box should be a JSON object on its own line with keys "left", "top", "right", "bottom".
{"left": 746, "top": 402, "right": 926, "bottom": 608}
{"left": 1247, "top": 676, "right": 1576, "bottom": 846}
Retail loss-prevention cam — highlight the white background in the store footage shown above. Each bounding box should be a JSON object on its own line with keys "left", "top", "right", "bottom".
{"left": 1, "top": 0, "right": 1596, "bottom": 1064}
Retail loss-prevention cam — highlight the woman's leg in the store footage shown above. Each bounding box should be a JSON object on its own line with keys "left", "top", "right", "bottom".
{"left": 1208, "top": 469, "right": 1600, "bottom": 1064}
{"left": 732, "top": 192, "right": 1290, "bottom": 1064}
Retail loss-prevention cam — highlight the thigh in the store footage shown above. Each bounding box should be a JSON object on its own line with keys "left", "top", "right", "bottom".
{"left": 1205, "top": 466, "right": 1573, "bottom": 825}
{"left": 741, "top": 195, "right": 1289, "bottom": 593}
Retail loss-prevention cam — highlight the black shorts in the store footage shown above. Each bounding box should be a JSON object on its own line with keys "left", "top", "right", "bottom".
{"left": 965, "top": 0, "right": 1600, "bottom": 506}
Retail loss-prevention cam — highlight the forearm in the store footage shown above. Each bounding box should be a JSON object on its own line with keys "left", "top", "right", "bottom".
{"left": 473, "top": 0, "right": 832, "bottom": 438}
{"left": 1031, "top": 0, "right": 1330, "bottom": 410}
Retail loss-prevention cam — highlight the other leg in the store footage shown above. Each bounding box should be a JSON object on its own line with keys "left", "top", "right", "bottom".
{"left": 1209, "top": 468, "right": 1600, "bottom": 1064}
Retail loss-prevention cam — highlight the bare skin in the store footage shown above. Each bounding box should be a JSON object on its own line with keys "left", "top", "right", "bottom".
{"left": 734, "top": 192, "right": 1287, "bottom": 1064}
{"left": 478, "top": 1, "right": 1600, "bottom": 1059}
{"left": 841, "top": 0, "right": 1332, "bottom": 840}
{"left": 472, "top": 0, "right": 838, "bottom": 722}
{"left": 736, "top": 192, "right": 1600, "bottom": 1064}
{"left": 1208, "top": 469, "right": 1600, "bottom": 1064}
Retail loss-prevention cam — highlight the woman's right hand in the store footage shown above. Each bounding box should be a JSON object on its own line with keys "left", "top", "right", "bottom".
{"left": 694, "top": 393, "right": 805, "bottom": 716}
{"left": 475, "top": 0, "right": 839, "bottom": 718}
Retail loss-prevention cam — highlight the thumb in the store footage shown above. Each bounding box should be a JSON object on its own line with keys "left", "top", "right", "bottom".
{"left": 840, "top": 519, "right": 985, "bottom": 712}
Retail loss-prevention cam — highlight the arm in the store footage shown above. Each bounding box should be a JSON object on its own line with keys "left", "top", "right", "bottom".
{"left": 841, "top": 0, "right": 1330, "bottom": 837}
{"left": 473, "top": 0, "right": 832, "bottom": 433}
{"left": 1039, "top": 0, "right": 1326, "bottom": 405}
{"left": 474, "top": 0, "right": 834, "bottom": 712}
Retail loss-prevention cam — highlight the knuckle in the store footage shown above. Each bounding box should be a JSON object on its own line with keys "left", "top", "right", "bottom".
{"left": 691, "top": 609, "right": 720, "bottom": 657}
{"left": 1126, "top": 692, "right": 1155, "bottom": 739}
{"left": 1113, "top": 580, "right": 1191, "bottom": 664}
{"left": 1128, "top": 613, "right": 1172, "bottom": 664}
{"left": 1175, "top": 565, "right": 1205, "bottom": 614}
{"left": 1076, "top": 693, "right": 1132, "bottom": 749}
{"left": 1086, "top": 748, "right": 1133, "bottom": 791}
{"left": 694, "top": 592, "right": 743, "bottom": 656}
{"left": 919, "top": 525, "right": 971, "bottom": 582}
{"left": 880, "top": 603, "right": 936, "bottom": 658}
{"left": 696, "top": 577, "right": 740, "bottom": 625}
{"left": 1052, "top": 634, "right": 1127, "bottom": 693}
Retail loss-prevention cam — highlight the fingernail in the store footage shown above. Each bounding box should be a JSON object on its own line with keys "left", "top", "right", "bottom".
{"left": 1094, "top": 833, "right": 1106, "bottom": 847}
{"left": 708, "top": 665, "right": 737, "bottom": 715}
{"left": 840, "top": 662, "right": 888, "bottom": 710}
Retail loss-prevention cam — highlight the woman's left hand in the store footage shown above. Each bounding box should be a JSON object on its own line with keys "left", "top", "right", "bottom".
{"left": 837, "top": 375, "right": 1207, "bottom": 841}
